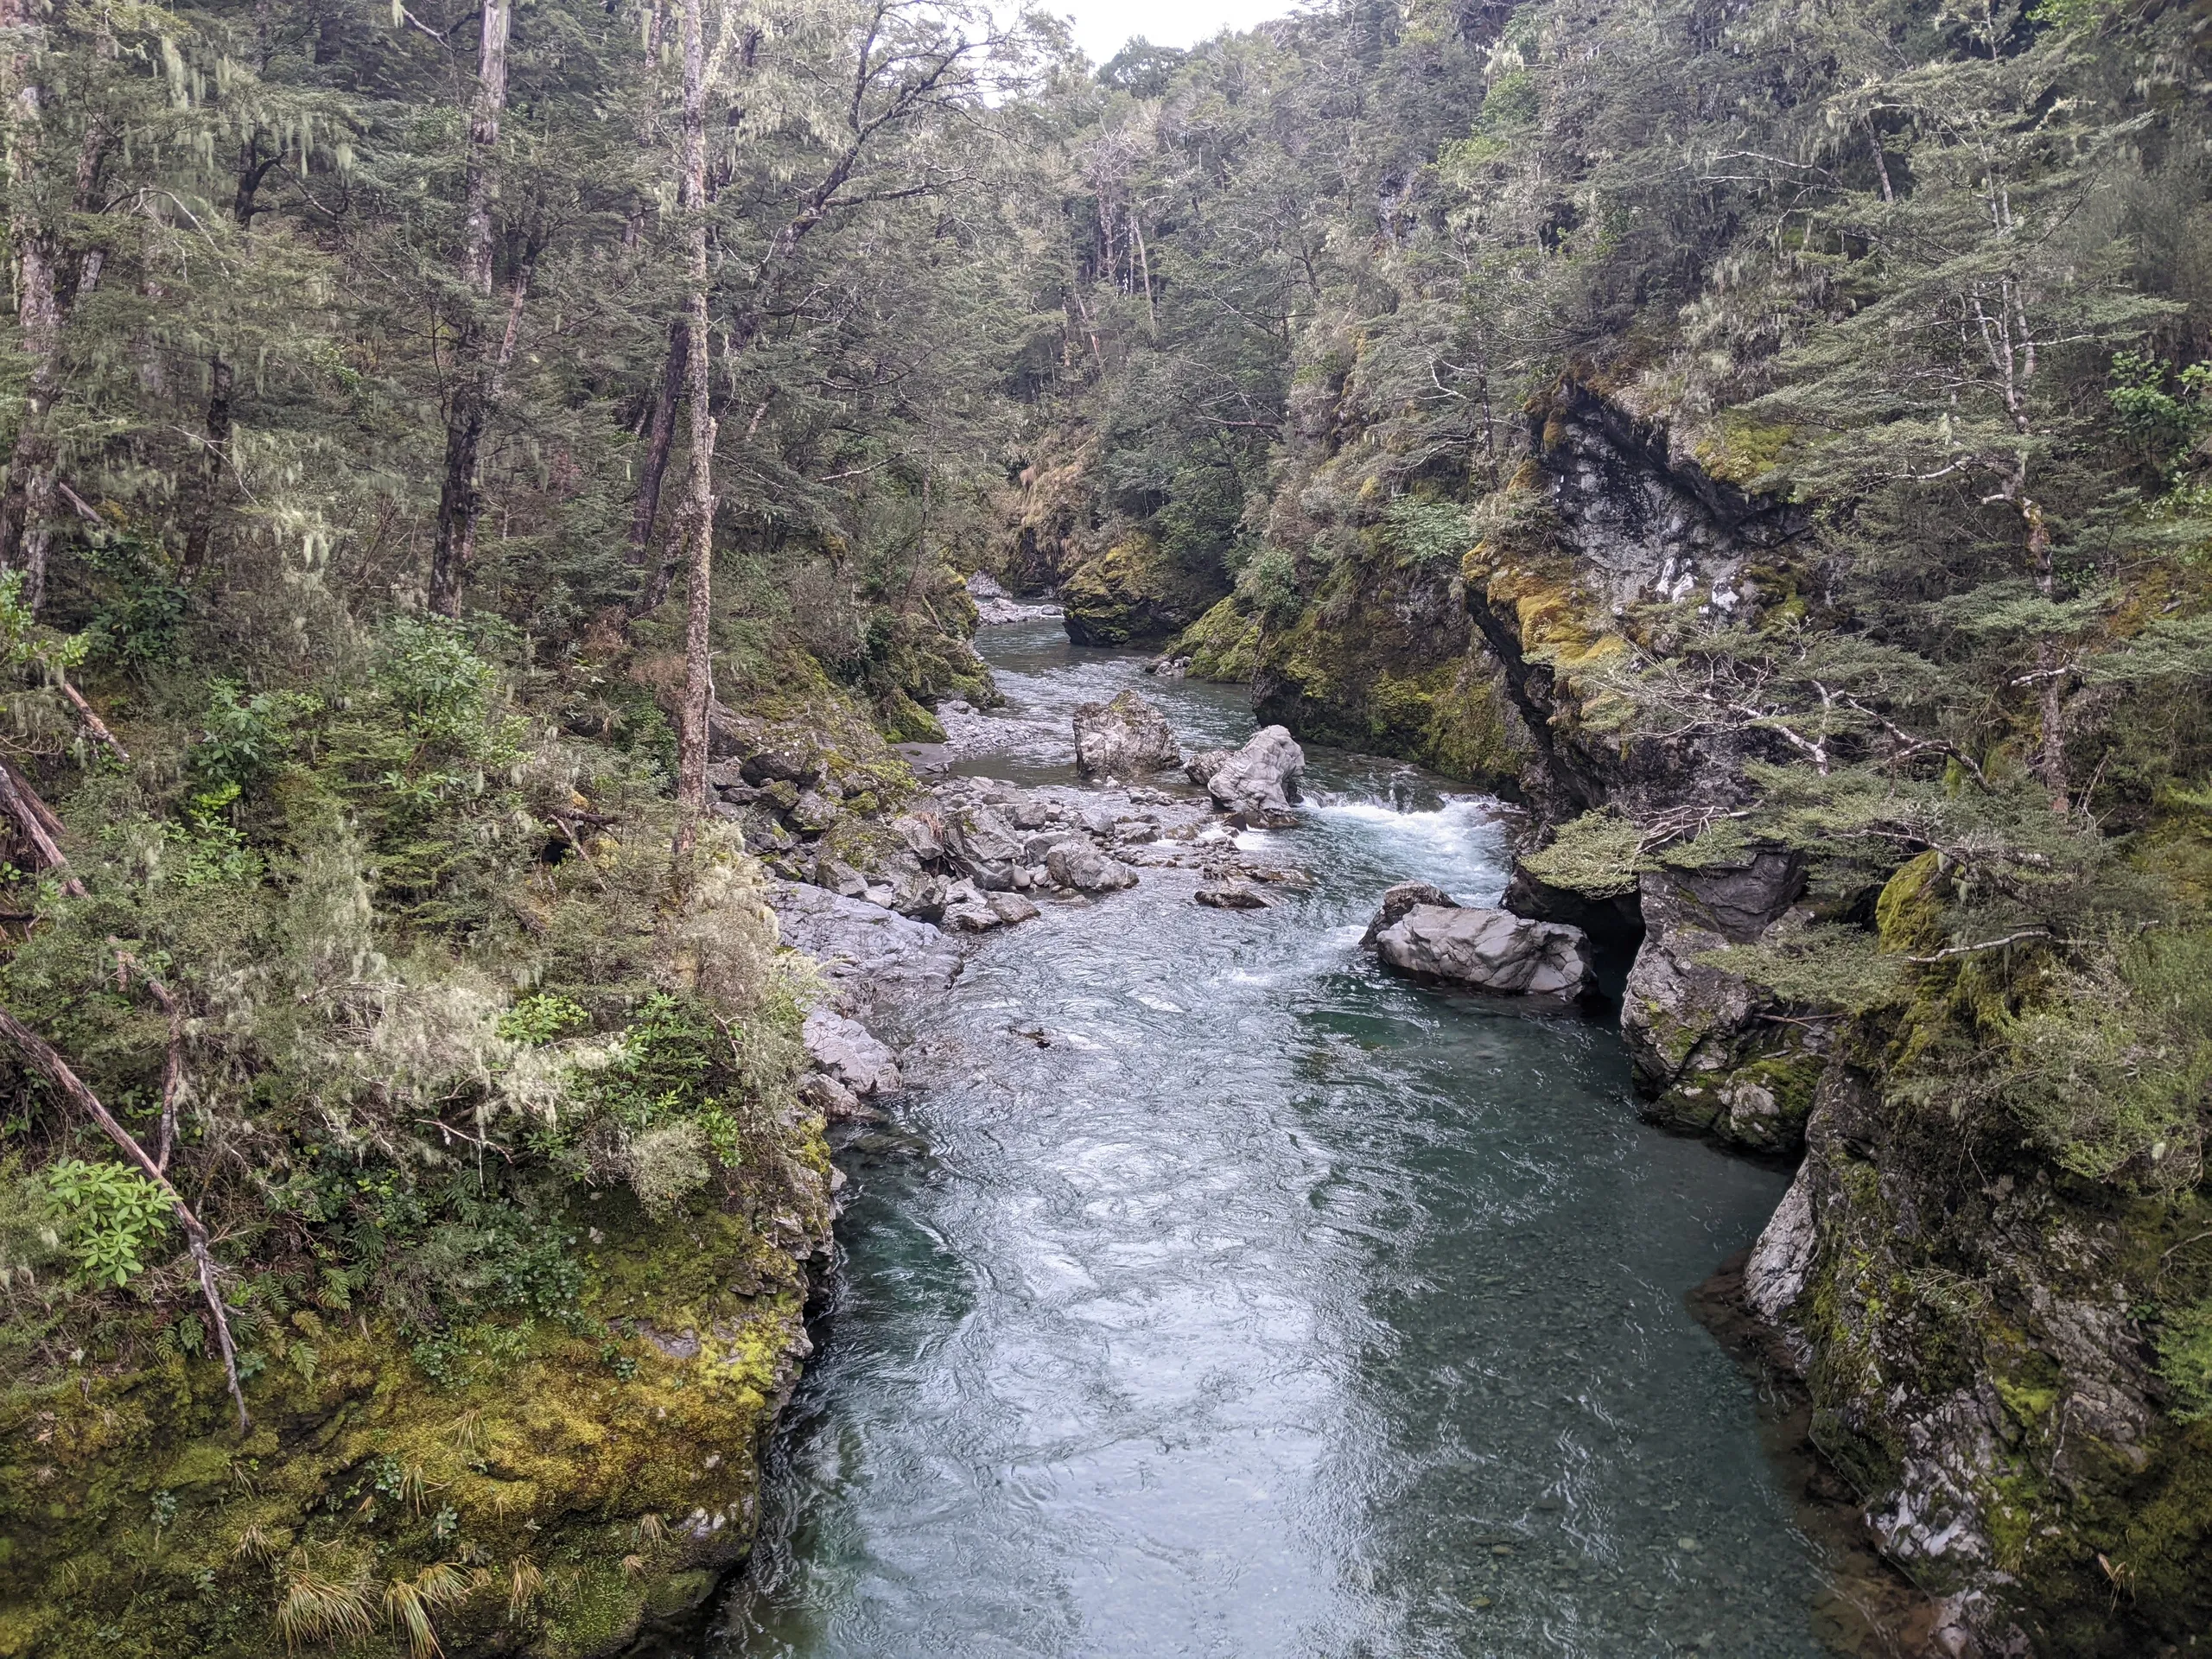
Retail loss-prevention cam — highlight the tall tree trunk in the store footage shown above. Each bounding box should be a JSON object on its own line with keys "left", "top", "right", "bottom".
{"left": 1, "top": 45, "right": 60, "bottom": 613}
{"left": 671, "top": 0, "right": 716, "bottom": 861}
{"left": 2024, "top": 497, "right": 2069, "bottom": 806}
{"left": 429, "top": 0, "right": 514, "bottom": 619}
{"left": 629, "top": 319, "right": 688, "bottom": 563}
{"left": 0, "top": 240, "right": 60, "bottom": 613}
{"left": 182, "top": 138, "right": 272, "bottom": 578}
{"left": 181, "top": 355, "right": 233, "bottom": 576}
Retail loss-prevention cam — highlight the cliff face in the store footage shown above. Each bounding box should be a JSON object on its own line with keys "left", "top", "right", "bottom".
{"left": 1160, "top": 380, "right": 2212, "bottom": 1655}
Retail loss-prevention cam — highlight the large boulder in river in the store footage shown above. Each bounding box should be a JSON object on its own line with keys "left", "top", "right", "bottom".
{"left": 1072, "top": 690, "right": 1181, "bottom": 778}
{"left": 1184, "top": 748, "right": 1232, "bottom": 787}
{"left": 1358, "top": 880, "right": 1456, "bottom": 949}
{"left": 1204, "top": 726, "right": 1305, "bottom": 825}
{"left": 1371, "top": 903, "right": 1594, "bottom": 999}
{"left": 1045, "top": 838, "right": 1139, "bottom": 893}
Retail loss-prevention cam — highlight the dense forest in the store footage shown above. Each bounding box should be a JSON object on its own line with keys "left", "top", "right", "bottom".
{"left": 2, "top": 0, "right": 2209, "bottom": 1647}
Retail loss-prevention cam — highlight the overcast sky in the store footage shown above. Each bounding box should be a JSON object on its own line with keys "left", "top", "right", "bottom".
{"left": 1049, "top": 0, "right": 1291, "bottom": 65}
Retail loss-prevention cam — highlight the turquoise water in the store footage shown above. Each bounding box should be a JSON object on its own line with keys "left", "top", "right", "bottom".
{"left": 715, "top": 624, "right": 1827, "bottom": 1659}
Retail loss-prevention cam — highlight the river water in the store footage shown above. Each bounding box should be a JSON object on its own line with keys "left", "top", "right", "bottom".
{"left": 715, "top": 621, "right": 1833, "bottom": 1659}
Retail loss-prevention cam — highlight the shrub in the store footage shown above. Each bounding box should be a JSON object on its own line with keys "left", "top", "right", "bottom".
{"left": 44, "top": 1158, "right": 172, "bottom": 1288}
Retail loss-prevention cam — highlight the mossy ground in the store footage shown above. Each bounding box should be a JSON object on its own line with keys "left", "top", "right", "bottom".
{"left": 0, "top": 1168, "right": 826, "bottom": 1659}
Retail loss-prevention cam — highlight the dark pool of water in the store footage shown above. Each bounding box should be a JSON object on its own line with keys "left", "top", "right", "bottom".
{"left": 713, "top": 623, "right": 1827, "bottom": 1659}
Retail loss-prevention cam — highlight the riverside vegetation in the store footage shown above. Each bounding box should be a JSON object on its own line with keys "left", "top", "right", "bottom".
{"left": 1, "top": 0, "right": 2209, "bottom": 1650}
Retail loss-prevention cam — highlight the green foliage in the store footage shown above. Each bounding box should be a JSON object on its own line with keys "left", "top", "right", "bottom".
{"left": 1700, "top": 924, "right": 1905, "bottom": 1014}
{"left": 44, "top": 1159, "right": 171, "bottom": 1288}
{"left": 2158, "top": 1297, "right": 2212, "bottom": 1422}
{"left": 0, "top": 570, "right": 89, "bottom": 681}
{"left": 2110, "top": 353, "right": 2212, "bottom": 473}
{"left": 1518, "top": 810, "right": 1642, "bottom": 899}
{"left": 497, "top": 994, "right": 589, "bottom": 1047}
{"left": 1380, "top": 499, "right": 1474, "bottom": 569}
{"left": 188, "top": 681, "right": 323, "bottom": 795}
{"left": 70, "top": 531, "right": 190, "bottom": 677}
{"left": 1236, "top": 549, "right": 1303, "bottom": 630}
{"left": 1992, "top": 931, "right": 2212, "bottom": 1192}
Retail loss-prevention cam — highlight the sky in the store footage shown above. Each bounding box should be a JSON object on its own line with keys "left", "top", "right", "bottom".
{"left": 1050, "top": 0, "right": 1292, "bottom": 65}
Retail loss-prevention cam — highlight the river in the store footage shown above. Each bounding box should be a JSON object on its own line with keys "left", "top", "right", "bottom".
{"left": 714, "top": 620, "right": 1835, "bottom": 1659}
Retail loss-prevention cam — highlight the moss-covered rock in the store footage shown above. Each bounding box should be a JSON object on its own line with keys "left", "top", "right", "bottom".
{"left": 1243, "top": 558, "right": 1529, "bottom": 788}
{"left": 1169, "top": 597, "right": 1262, "bottom": 683}
{"left": 1059, "top": 537, "right": 1227, "bottom": 647}
{"left": 0, "top": 1175, "right": 830, "bottom": 1659}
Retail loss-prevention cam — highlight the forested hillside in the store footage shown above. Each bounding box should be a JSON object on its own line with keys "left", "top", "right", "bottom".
{"left": 0, "top": 0, "right": 1066, "bottom": 1648}
{"left": 3, "top": 0, "right": 2211, "bottom": 1648}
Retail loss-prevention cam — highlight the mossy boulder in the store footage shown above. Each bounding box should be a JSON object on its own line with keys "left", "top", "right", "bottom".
{"left": 1620, "top": 848, "right": 1821, "bottom": 1154}
{"left": 1170, "top": 597, "right": 1262, "bottom": 683}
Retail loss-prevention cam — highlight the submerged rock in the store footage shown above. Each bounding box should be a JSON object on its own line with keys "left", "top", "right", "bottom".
{"left": 1371, "top": 904, "right": 1594, "bottom": 999}
{"left": 1194, "top": 876, "right": 1270, "bottom": 909}
{"left": 1204, "top": 726, "right": 1306, "bottom": 825}
{"left": 1072, "top": 689, "right": 1182, "bottom": 778}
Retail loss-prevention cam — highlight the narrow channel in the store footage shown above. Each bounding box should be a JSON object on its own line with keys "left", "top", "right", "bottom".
{"left": 715, "top": 620, "right": 1829, "bottom": 1658}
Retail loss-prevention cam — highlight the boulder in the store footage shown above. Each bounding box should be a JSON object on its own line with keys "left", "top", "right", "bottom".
{"left": 787, "top": 790, "right": 842, "bottom": 836}
{"left": 1045, "top": 838, "right": 1139, "bottom": 893}
{"left": 1195, "top": 877, "right": 1270, "bottom": 910}
{"left": 797, "top": 1071, "right": 876, "bottom": 1123}
{"left": 741, "top": 745, "right": 823, "bottom": 786}
{"left": 1204, "top": 726, "right": 1305, "bottom": 825}
{"left": 968, "top": 569, "right": 1062, "bottom": 626}
{"left": 1618, "top": 850, "right": 1821, "bottom": 1153}
{"left": 1184, "top": 748, "right": 1232, "bottom": 787}
{"left": 1072, "top": 690, "right": 1182, "bottom": 778}
{"left": 766, "top": 882, "right": 961, "bottom": 986}
{"left": 1371, "top": 905, "right": 1594, "bottom": 999}
{"left": 811, "top": 857, "right": 868, "bottom": 899}
{"left": 1357, "top": 880, "right": 1456, "bottom": 950}
{"left": 892, "top": 812, "right": 945, "bottom": 861}
{"left": 801, "top": 1007, "right": 901, "bottom": 1096}
{"left": 887, "top": 862, "right": 948, "bottom": 923}
{"left": 988, "top": 891, "right": 1041, "bottom": 925}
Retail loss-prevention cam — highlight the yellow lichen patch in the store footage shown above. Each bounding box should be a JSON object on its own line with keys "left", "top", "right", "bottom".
{"left": 1478, "top": 559, "right": 1627, "bottom": 700}
{"left": 1689, "top": 411, "right": 1797, "bottom": 491}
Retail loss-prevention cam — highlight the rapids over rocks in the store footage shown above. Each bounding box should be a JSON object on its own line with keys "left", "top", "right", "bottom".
{"left": 713, "top": 621, "right": 1837, "bottom": 1658}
